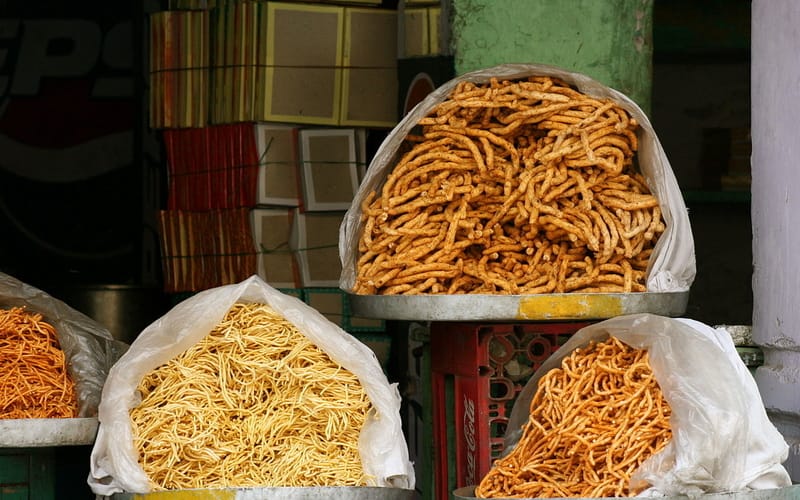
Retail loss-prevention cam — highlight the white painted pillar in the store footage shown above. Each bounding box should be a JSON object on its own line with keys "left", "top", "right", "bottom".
{"left": 751, "top": 0, "right": 800, "bottom": 482}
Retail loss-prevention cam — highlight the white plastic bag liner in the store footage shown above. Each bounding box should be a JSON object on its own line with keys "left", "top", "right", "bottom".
{"left": 340, "top": 63, "right": 695, "bottom": 293}
{"left": 505, "top": 313, "right": 792, "bottom": 497}
{"left": 0, "top": 272, "right": 127, "bottom": 417}
{"left": 88, "top": 275, "right": 415, "bottom": 496}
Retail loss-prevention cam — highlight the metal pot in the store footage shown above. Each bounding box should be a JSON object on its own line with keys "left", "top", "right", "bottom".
{"left": 46, "top": 284, "right": 170, "bottom": 344}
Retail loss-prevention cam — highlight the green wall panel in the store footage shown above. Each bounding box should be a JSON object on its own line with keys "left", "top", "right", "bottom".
{"left": 0, "top": 449, "right": 55, "bottom": 500}
{"left": 450, "top": 0, "right": 654, "bottom": 113}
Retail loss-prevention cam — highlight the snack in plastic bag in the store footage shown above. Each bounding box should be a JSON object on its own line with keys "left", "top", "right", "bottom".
{"left": 502, "top": 313, "right": 791, "bottom": 497}
{"left": 89, "top": 275, "right": 415, "bottom": 496}
{"left": 0, "top": 272, "right": 127, "bottom": 418}
{"left": 1, "top": 306, "right": 78, "bottom": 418}
{"left": 130, "top": 302, "right": 375, "bottom": 490}
{"left": 340, "top": 63, "right": 695, "bottom": 296}
{"left": 476, "top": 335, "right": 672, "bottom": 497}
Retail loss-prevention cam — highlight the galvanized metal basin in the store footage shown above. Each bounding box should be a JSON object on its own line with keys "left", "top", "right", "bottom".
{"left": 0, "top": 417, "right": 98, "bottom": 447}
{"left": 452, "top": 485, "right": 800, "bottom": 500}
{"left": 113, "top": 487, "right": 417, "bottom": 500}
{"left": 348, "top": 291, "right": 689, "bottom": 322}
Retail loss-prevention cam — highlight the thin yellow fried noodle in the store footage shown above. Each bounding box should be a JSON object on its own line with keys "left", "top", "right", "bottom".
{"left": 130, "top": 302, "right": 372, "bottom": 490}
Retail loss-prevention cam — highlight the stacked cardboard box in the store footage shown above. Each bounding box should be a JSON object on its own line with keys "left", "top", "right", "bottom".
{"left": 251, "top": 123, "right": 381, "bottom": 333}
{"left": 297, "top": 128, "right": 362, "bottom": 211}
{"left": 260, "top": 2, "right": 398, "bottom": 127}
{"left": 304, "top": 288, "right": 386, "bottom": 334}
{"left": 150, "top": 0, "right": 394, "bottom": 335}
{"left": 400, "top": 1, "right": 442, "bottom": 58}
{"left": 149, "top": 10, "right": 210, "bottom": 128}
{"left": 251, "top": 207, "right": 298, "bottom": 289}
{"left": 254, "top": 124, "right": 303, "bottom": 207}
{"left": 163, "top": 123, "right": 260, "bottom": 210}
{"left": 340, "top": 6, "right": 399, "bottom": 126}
{"left": 150, "top": 1, "right": 399, "bottom": 128}
{"left": 168, "top": 0, "right": 384, "bottom": 8}
{"left": 397, "top": 1, "right": 451, "bottom": 118}
{"left": 157, "top": 208, "right": 257, "bottom": 293}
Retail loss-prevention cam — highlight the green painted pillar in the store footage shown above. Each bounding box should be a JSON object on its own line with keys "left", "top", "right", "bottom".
{"left": 449, "top": 0, "right": 654, "bottom": 114}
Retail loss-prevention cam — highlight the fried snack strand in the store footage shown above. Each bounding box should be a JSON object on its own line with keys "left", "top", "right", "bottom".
{"left": 475, "top": 336, "right": 671, "bottom": 498}
{"left": 355, "top": 76, "right": 665, "bottom": 295}
{"left": 130, "top": 303, "right": 372, "bottom": 490}
{"left": 0, "top": 306, "right": 78, "bottom": 419}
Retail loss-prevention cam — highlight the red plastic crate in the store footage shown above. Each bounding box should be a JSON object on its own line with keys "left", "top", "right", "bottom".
{"left": 430, "top": 321, "right": 594, "bottom": 500}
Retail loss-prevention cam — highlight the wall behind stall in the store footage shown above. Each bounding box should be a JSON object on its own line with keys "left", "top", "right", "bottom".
{"left": 449, "top": 0, "right": 653, "bottom": 112}
{"left": 0, "top": 1, "right": 162, "bottom": 293}
{"left": 650, "top": 0, "right": 753, "bottom": 326}
{"left": 751, "top": 0, "right": 800, "bottom": 481}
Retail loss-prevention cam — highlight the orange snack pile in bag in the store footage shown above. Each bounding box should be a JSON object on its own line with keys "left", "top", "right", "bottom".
{"left": 476, "top": 336, "right": 671, "bottom": 498}
{"left": 354, "top": 76, "right": 665, "bottom": 295}
{"left": 0, "top": 306, "right": 78, "bottom": 419}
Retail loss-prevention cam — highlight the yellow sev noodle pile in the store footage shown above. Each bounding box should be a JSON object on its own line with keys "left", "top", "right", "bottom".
{"left": 0, "top": 307, "right": 78, "bottom": 419}
{"left": 476, "top": 336, "right": 671, "bottom": 498}
{"left": 130, "top": 302, "right": 372, "bottom": 490}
